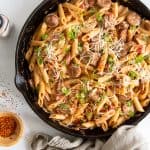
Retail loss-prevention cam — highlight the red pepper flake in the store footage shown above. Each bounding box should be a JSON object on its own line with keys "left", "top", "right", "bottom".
{"left": 137, "top": 45, "right": 143, "bottom": 54}
{"left": 0, "top": 116, "right": 17, "bottom": 137}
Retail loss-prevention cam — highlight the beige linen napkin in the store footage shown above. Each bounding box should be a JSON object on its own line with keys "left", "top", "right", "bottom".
{"left": 31, "top": 114, "right": 150, "bottom": 150}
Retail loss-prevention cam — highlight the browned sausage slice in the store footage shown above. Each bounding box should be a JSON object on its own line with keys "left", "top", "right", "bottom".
{"left": 45, "top": 14, "right": 59, "bottom": 27}
{"left": 126, "top": 12, "right": 141, "bottom": 26}
{"left": 143, "top": 20, "right": 150, "bottom": 30}
{"left": 88, "top": 0, "right": 96, "bottom": 7}
{"left": 97, "top": 0, "right": 111, "bottom": 8}
{"left": 67, "top": 64, "right": 81, "bottom": 78}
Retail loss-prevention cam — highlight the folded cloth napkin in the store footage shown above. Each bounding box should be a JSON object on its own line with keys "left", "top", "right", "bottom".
{"left": 31, "top": 114, "right": 150, "bottom": 150}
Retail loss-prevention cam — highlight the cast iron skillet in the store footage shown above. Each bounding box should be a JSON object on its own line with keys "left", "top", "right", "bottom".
{"left": 15, "top": 0, "right": 150, "bottom": 139}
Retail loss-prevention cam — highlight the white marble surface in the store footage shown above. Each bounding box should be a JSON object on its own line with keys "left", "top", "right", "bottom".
{"left": 0, "top": 0, "right": 149, "bottom": 150}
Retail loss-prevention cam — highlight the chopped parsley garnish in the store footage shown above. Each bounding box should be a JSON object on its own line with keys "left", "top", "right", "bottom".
{"left": 59, "top": 103, "right": 69, "bottom": 110}
{"left": 135, "top": 55, "right": 144, "bottom": 63}
{"left": 128, "top": 71, "right": 138, "bottom": 80}
{"left": 61, "top": 87, "right": 71, "bottom": 96}
{"left": 67, "top": 25, "right": 80, "bottom": 40}
{"left": 107, "top": 55, "right": 115, "bottom": 71}
{"left": 96, "top": 13, "right": 103, "bottom": 23}
{"left": 128, "top": 111, "right": 135, "bottom": 117}
{"left": 41, "top": 34, "right": 48, "bottom": 40}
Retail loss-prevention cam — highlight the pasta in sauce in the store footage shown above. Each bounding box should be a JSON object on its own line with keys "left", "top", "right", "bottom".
{"left": 26, "top": 0, "right": 150, "bottom": 131}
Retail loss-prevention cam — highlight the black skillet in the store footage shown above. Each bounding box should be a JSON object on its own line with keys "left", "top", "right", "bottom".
{"left": 15, "top": 0, "right": 150, "bottom": 139}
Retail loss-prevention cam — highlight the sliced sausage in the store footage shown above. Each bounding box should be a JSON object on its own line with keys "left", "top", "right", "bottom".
{"left": 67, "top": 64, "right": 81, "bottom": 78}
{"left": 88, "top": 0, "right": 96, "bottom": 7}
{"left": 97, "top": 0, "right": 111, "bottom": 8}
{"left": 126, "top": 12, "right": 141, "bottom": 26}
{"left": 90, "top": 53, "right": 100, "bottom": 66}
{"left": 117, "top": 94, "right": 131, "bottom": 101}
{"left": 119, "top": 29, "right": 127, "bottom": 42}
{"left": 118, "top": 21, "right": 129, "bottom": 30}
{"left": 81, "top": 0, "right": 89, "bottom": 9}
{"left": 45, "top": 14, "right": 59, "bottom": 27}
{"left": 143, "top": 20, "right": 150, "bottom": 30}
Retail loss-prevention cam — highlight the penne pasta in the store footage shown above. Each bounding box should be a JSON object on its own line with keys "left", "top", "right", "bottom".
{"left": 71, "top": 38, "right": 78, "bottom": 59}
{"left": 38, "top": 81, "right": 45, "bottom": 107}
{"left": 139, "top": 81, "right": 149, "bottom": 100}
{"left": 25, "top": 0, "right": 150, "bottom": 132}
{"left": 112, "top": 2, "right": 119, "bottom": 18}
{"left": 96, "top": 96, "right": 109, "bottom": 114}
{"left": 25, "top": 47, "right": 33, "bottom": 62}
{"left": 82, "top": 28, "right": 100, "bottom": 42}
{"left": 97, "top": 48, "right": 108, "bottom": 73}
{"left": 133, "top": 96, "right": 144, "bottom": 112}
{"left": 58, "top": 4, "right": 66, "bottom": 25}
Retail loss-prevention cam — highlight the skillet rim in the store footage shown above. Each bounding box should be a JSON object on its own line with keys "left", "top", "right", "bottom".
{"left": 15, "top": 0, "right": 150, "bottom": 139}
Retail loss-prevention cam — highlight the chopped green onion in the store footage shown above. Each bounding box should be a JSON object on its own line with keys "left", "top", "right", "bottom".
{"left": 60, "top": 34, "right": 65, "bottom": 40}
{"left": 107, "top": 56, "right": 115, "bottom": 71}
{"left": 96, "top": 13, "right": 103, "bottom": 23}
{"left": 144, "top": 55, "right": 150, "bottom": 62}
{"left": 103, "top": 33, "right": 112, "bottom": 43}
{"left": 126, "top": 101, "right": 132, "bottom": 107}
{"left": 34, "top": 47, "right": 41, "bottom": 56}
{"left": 34, "top": 47, "right": 43, "bottom": 65}
{"left": 128, "top": 111, "right": 135, "bottom": 117}
{"left": 78, "top": 42, "right": 83, "bottom": 52}
{"left": 86, "top": 112, "right": 93, "bottom": 120}
{"left": 100, "top": 94, "right": 105, "bottom": 99}
{"left": 142, "top": 35, "right": 150, "bottom": 42}
{"left": 89, "top": 7, "right": 97, "bottom": 15}
{"left": 65, "top": 47, "right": 71, "bottom": 52}
{"left": 95, "top": 99, "right": 101, "bottom": 104}
{"left": 61, "top": 87, "right": 71, "bottom": 96}
{"left": 130, "top": 25, "right": 137, "bottom": 32}
{"left": 135, "top": 55, "right": 144, "bottom": 63}
{"left": 76, "top": 92, "right": 85, "bottom": 99}
{"left": 37, "top": 56, "right": 43, "bottom": 65}
{"left": 67, "top": 25, "right": 80, "bottom": 40}
{"left": 41, "top": 34, "right": 48, "bottom": 40}
{"left": 96, "top": 94, "right": 105, "bottom": 104}
{"left": 128, "top": 71, "right": 138, "bottom": 80}
{"left": 79, "top": 98, "right": 86, "bottom": 104}
{"left": 59, "top": 103, "right": 69, "bottom": 110}
{"left": 76, "top": 92, "right": 86, "bottom": 104}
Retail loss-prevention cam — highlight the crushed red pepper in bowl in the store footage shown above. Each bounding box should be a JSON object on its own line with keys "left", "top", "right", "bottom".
{"left": 0, "top": 112, "right": 23, "bottom": 147}
{"left": 0, "top": 116, "right": 17, "bottom": 137}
